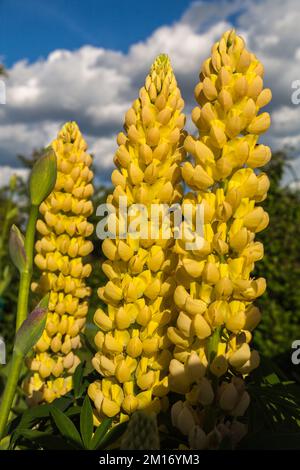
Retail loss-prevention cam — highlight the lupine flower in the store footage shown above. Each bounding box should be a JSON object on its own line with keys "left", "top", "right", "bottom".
{"left": 23, "top": 122, "right": 94, "bottom": 403}
{"left": 88, "top": 54, "right": 186, "bottom": 424}
{"left": 169, "top": 29, "right": 271, "bottom": 444}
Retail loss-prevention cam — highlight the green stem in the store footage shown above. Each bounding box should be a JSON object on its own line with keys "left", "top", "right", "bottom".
{"left": 207, "top": 326, "right": 222, "bottom": 364}
{"left": 0, "top": 197, "right": 13, "bottom": 276}
{"left": 0, "top": 352, "right": 23, "bottom": 440}
{"left": 16, "top": 205, "right": 39, "bottom": 329}
{"left": 0, "top": 204, "right": 39, "bottom": 440}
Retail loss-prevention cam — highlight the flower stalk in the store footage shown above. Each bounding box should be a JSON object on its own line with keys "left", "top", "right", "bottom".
{"left": 169, "top": 30, "right": 272, "bottom": 449}
{"left": 24, "top": 122, "right": 94, "bottom": 404}
{"left": 15, "top": 205, "right": 39, "bottom": 329}
{"left": 0, "top": 351, "right": 24, "bottom": 440}
{"left": 89, "top": 54, "right": 186, "bottom": 424}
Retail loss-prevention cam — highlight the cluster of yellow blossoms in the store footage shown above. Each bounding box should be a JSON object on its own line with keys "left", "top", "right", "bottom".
{"left": 22, "top": 29, "right": 272, "bottom": 449}
{"left": 169, "top": 30, "right": 271, "bottom": 448}
{"left": 88, "top": 55, "right": 186, "bottom": 423}
{"left": 24, "top": 122, "right": 94, "bottom": 403}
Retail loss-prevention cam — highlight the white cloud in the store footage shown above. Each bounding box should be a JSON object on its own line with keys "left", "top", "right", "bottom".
{"left": 0, "top": 121, "right": 60, "bottom": 162}
{"left": 1, "top": 0, "right": 300, "bottom": 186}
{"left": 0, "top": 165, "right": 29, "bottom": 187}
{"left": 89, "top": 135, "right": 118, "bottom": 179}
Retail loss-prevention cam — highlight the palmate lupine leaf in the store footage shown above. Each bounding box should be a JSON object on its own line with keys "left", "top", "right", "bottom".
{"left": 9, "top": 396, "right": 72, "bottom": 449}
{"left": 240, "top": 357, "right": 300, "bottom": 448}
{"left": 10, "top": 390, "right": 124, "bottom": 450}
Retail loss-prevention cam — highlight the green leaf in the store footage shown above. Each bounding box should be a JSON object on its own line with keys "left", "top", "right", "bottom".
{"left": 265, "top": 372, "right": 281, "bottom": 385}
{"left": 14, "top": 396, "right": 71, "bottom": 430}
{"left": 73, "top": 360, "right": 85, "bottom": 399}
{"left": 80, "top": 395, "right": 93, "bottom": 449}
{"left": 19, "top": 429, "right": 76, "bottom": 450}
{"left": 51, "top": 406, "right": 82, "bottom": 447}
{"left": 65, "top": 406, "right": 82, "bottom": 417}
{"left": 90, "top": 418, "right": 112, "bottom": 450}
{"left": 10, "top": 396, "right": 72, "bottom": 447}
{"left": 98, "top": 421, "right": 127, "bottom": 450}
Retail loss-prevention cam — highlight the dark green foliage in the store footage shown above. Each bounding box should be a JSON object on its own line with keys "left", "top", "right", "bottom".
{"left": 84, "top": 183, "right": 112, "bottom": 352}
{"left": 0, "top": 177, "right": 25, "bottom": 361}
{"left": 121, "top": 411, "right": 160, "bottom": 450}
{"left": 7, "top": 370, "right": 126, "bottom": 450}
{"left": 239, "top": 356, "right": 300, "bottom": 449}
{"left": 254, "top": 151, "right": 300, "bottom": 357}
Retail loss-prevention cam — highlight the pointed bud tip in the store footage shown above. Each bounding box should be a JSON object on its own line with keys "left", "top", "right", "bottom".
{"left": 157, "top": 53, "right": 169, "bottom": 64}
{"left": 152, "top": 53, "right": 171, "bottom": 71}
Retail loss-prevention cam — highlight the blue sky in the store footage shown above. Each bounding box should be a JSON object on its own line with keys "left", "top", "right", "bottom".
{"left": 0, "top": 0, "right": 193, "bottom": 66}
{"left": 1, "top": 0, "right": 300, "bottom": 186}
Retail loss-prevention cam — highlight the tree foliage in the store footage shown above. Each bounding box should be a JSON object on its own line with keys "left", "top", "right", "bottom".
{"left": 255, "top": 150, "right": 300, "bottom": 359}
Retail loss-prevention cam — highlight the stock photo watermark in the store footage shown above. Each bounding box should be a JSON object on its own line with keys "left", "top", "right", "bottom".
{"left": 0, "top": 80, "right": 5, "bottom": 105}
{"left": 291, "top": 340, "right": 300, "bottom": 365}
{"left": 95, "top": 196, "right": 205, "bottom": 250}
{"left": 0, "top": 336, "right": 6, "bottom": 364}
{"left": 291, "top": 80, "right": 300, "bottom": 104}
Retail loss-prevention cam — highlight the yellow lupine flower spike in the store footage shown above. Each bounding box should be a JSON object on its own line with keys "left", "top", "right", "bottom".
{"left": 170, "top": 30, "right": 271, "bottom": 442}
{"left": 89, "top": 54, "right": 186, "bottom": 424}
{"left": 24, "top": 122, "right": 94, "bottom": 404}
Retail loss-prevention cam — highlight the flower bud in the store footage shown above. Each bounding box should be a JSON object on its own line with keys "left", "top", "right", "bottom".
{"left": 9, "top": 224, "right": 26, "bottom": 272}
{"left": 29, "top": 147, "right": 57, "bottom": 206}
{"left": 14, "top": 297, "right": 48, "bottom": 358}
